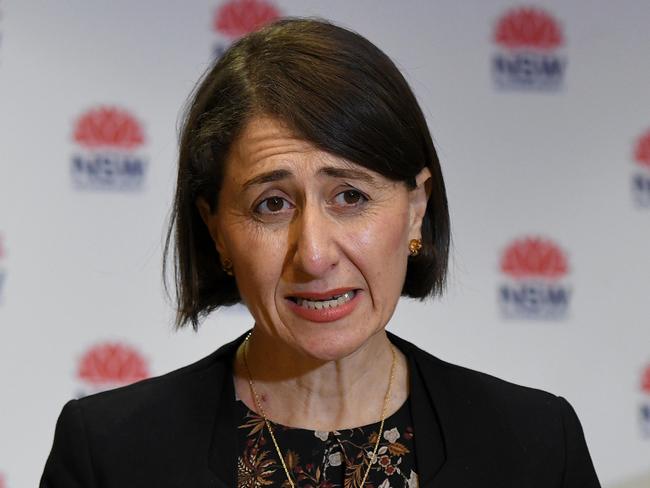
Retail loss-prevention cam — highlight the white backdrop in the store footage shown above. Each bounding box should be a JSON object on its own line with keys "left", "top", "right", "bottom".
{"left": 0, "top": 1, "right": 649, "bottom": 487}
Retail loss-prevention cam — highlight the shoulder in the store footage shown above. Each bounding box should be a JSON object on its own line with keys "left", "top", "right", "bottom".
{"left": 42, "top": 337, "right": 241, "bottom": 484}
{"left": 413, "top": 342, "right": 572, "bottom": 437}
{"left": 76, "top": 336, "right": 236, "bottom": 416}
{"left": 56, "top": 336, "right": 238, "bottom": 450}
{"left": 391, "top": 331, "right": 560, "bottom": 409}
{"left": 390, "top": 332, "right": 600, "bottom": 485}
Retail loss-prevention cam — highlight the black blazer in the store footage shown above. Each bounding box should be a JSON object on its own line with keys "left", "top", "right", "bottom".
{"left": 41, "top": 332, "right": 601, "bottom": 487}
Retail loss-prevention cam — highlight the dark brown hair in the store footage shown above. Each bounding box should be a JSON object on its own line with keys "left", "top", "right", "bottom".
{"left": 164, "top": 17, "right": 450, "bottom": 329}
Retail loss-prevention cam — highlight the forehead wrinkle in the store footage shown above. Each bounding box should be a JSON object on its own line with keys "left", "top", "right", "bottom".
{"left": 232, "top": 119, "right": 315, "bottom": 168}
{"left": 236, "top": 139, "right": 314, "bottom": 167}
{"left": 229, "top": 119, "right": 392, "bottom": 191}
{"left": 229, "top": 138, "right": 317, "bottom": 191}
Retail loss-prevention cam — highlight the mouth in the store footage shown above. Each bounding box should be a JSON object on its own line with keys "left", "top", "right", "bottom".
{"left": 286, "top": 290, "right": 358, "bottom": 310}
{"left": 284, "top": 287, "right": 362, "bottom": 322}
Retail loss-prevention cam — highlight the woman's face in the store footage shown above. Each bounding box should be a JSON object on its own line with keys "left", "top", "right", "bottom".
{"left": 199, "top": 116, "right": 430, "bottom": 361}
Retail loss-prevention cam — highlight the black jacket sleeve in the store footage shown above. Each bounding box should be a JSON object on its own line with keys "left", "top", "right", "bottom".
{"left": 40, "top": 400, "right": 98, "bottom": 488}
{"left": 558, "top": 396, "right": 601, "bottom": 488}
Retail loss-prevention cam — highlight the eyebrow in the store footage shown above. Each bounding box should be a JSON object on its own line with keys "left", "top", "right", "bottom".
{"left": 242, "top": 169, "right": 292, "bottom": 189}
{"left": 241, "top": 166, "right": 377, "bottom": 190}
{"left": 320, "top": 167, "right": 376, "bottom": 184}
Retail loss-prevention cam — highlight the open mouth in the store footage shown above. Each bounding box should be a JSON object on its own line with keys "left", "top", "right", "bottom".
{"left": 287, "top": 290, "right": 358, "bottom": 310}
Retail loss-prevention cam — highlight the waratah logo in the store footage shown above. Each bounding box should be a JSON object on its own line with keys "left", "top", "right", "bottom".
{"left": 498, "top": 236, "right": 571, "bottom": 319}
{"left": 70, "top": 106, "right": 148, "bottom": 190}
{"left": 76, "top": 341, "right": 149, "bottom": 397}
{"left": 0, "top": 233, "right": 6, "bottom": 305}
{"left": 640, "top": 363, "right": 650, "bottom": 437}
{"left": 212, "top": 0, "right": 280, "bottom": 58}
{"left": 632, "top": 129, "right": 650, "bottom": 208}
{"left": 492, "top": 7, "right": 566, "bottom": 90}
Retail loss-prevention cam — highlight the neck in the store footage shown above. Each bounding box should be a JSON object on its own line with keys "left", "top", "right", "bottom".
{"left": 233, "top": 327, "right": 409, "bottom": 431}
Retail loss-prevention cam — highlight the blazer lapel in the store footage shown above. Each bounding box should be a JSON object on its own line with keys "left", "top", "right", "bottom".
{"left": 393, "top": 333, "right": 527, "bottom": 487}
{"left": 389, "top": 332, "right": 446, "bottom": 487}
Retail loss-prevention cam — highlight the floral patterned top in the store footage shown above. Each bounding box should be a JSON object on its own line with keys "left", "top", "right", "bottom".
{"left": 236, "top": 397, "right": 418, "bottom": 488}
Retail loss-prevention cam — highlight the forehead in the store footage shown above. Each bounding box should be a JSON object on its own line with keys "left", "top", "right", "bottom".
{"left": 226, "top": 116, "right": 360, "bottom": 180}
{"left": 231, "top": 117, "right": 312, "bottom": 163}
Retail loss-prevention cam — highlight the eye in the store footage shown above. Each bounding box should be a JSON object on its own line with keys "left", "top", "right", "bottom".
{"left": 332, "top": 189, "right": 367, "bottom": 207}
{"left": 254, "top": 196, "right": 294, "bottom": 214}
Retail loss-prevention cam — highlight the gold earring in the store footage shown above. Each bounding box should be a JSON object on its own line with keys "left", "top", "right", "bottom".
{"left": 409, "top": 238, "right": 422, "bottom": 257}
{"left": 222, "top": 258, "right": 234, "bottom": 276}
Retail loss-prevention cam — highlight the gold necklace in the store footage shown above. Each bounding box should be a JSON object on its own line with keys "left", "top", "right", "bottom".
{"left": 242, "top": 332, "right": 397, "bottom": 488}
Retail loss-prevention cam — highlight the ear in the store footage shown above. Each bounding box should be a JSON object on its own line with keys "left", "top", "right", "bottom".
{"left": 196, "top": 198, "right": 228, "bottom": 257}
{"left": 196, "top": 197, "right": 211, "bottom": 227}
{"left": 408, "top": 166, "right": 432, "bottom": 239}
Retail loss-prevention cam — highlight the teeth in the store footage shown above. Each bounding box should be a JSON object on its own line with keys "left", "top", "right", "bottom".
{"left": 296, "top": 290, "right": 356, "bottom": 310}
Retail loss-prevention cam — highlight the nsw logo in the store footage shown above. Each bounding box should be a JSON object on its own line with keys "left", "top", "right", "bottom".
{"left": 492, "top": 7, "right": 566, "bottom": 90}
{"left": 212, "top": 0, "right": 280, "bottom": 59}
{"left": 641, "top": 363, "right": 650, "bottom": 437}
{"left": 71, "top": 106, "right": 148, "bottom": 191}
{"left": 75, "top": 341, "right": 149, "bottom": 397}
{"left": 0, "top": 233, "right": 6, "bottom": 305}
{"left": 632, "top": 129, "right": 650, "bottom": 208}
{"left": 498, "top": 236, "right": 571, "bottom": 319}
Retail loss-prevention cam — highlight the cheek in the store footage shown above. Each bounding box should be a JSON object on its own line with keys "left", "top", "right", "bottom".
{"left": 347, "top": 206, "right": 410, "bottom": 294}
{"left": 353, "top": 203, "right": 409, "bottom": 248}
{"left": 225, "top": 224, "right": 287, "bottom": 304}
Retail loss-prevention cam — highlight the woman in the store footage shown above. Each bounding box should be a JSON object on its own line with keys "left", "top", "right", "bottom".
{"left": 41, "top": 18, "right": 601, "bottom": 488}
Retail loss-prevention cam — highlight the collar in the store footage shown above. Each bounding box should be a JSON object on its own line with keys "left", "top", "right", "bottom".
{"left": 207, "top": 331, "right": 447, "bottom": 487}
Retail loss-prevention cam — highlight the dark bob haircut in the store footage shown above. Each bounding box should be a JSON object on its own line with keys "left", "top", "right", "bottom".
{"left": 164, "top": 17, "right": 450, "bottom": 329}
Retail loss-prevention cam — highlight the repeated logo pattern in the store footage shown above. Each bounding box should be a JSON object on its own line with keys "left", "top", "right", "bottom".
{"left": 0, "top": 4, "right": 646, "bottom": 484}
{"left": 632, "top": 130, "right": 650, "bottom": 208}
{"left": 492, "top": 7, "right": 566, "bottom": 90}
{"left": 498, "top": 236, "right": 571, "bottom": 319}
{"left": 212, "top": 0, "right": 280, "bottom": 58}
{"left": 76, "top": 342, "right": 149, "bottom": 397}
{"left": 70, "top": 106, "right": 148, "bottom": 191}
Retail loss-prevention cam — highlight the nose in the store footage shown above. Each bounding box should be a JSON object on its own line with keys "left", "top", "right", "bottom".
{"left": 288, "top": 202, "right": 339, "bottom": 278}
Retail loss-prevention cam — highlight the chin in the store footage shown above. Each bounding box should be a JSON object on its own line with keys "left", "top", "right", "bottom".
{"left": 292, "top": 326, "right": 377, "bottom": 362}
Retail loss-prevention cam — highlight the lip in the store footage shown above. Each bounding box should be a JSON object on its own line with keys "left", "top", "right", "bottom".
{"left": 284, "top": 289, "right": 362, "bottom": 323}
{"left": 285, "top": 287, "right": 358, "bottom": 300}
